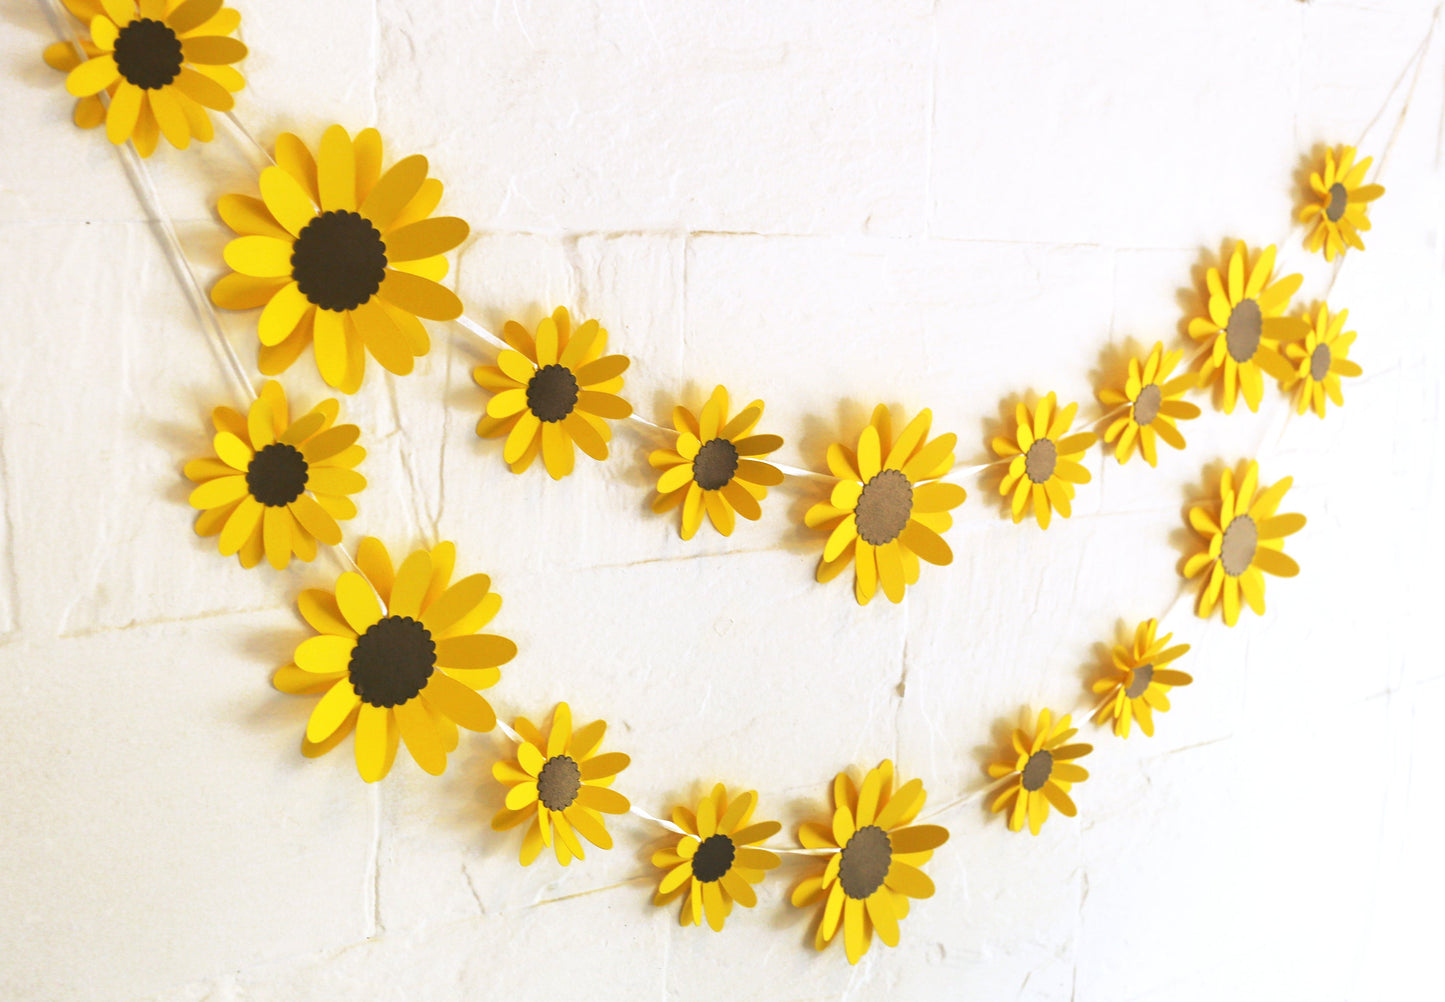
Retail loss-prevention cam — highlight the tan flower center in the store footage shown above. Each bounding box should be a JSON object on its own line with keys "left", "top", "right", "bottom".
{"left": 855, "top": 468, "right": 913, "bottom": 546}
{"left": 691, "top": 833, "right": 736, "bottom": 883}
{"left": 526, "top": 365, "right": 580, "bottom": 423}
{"left": 113, "top": 18, "right": 183, "bottom": 90}
{"left": 692, "top": 438, "right": 740, "bottom": 490}
{"left": 1225, "top": 298, "right": 1263, "bottom": 363}
{"left": 838, "top": 824, "right": 892, "bottom": 899}
{"left": 246, "top": 442, "right": 309, "bottom": 506}
{"left": 1325, "top": 182, "right": 1348, "bottom": 223}
{"left": 1025, "top": 438, "right": 1057, "bottom": 484}
{"left": 348, "top": 616, "right": 436, "bottom": 708}
{"left": 1125, "top": 664, "right": 1154, "bottom": 699}
{"left": 1220, "top": 514, "right": 1257, "bottom": 577}
{"left": 536, "top": 755, "right": 582, "bottom": 811}
{"left": 1020, "top": 750, "right": 1053, "bottom": 791}
{"left": 1310, "top": 343, "right": 1332, "bottom": 382}
{"left": 1132, "top": 384, "right": 1162, "bottom": 426}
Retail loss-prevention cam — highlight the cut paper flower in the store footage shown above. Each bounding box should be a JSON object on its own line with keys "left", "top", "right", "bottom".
{"left": 1184, "top": 461, "right": 1305, "bottom": 627}
{"left": 1098, "top": 343, "right": 1200, "bottom": 466}
{"left": 184, "top": 380, "right": 365, "bottom": 570}
{"left": 651, "top": 784, "right": 781, "bottom": 931}
{"left": 807, "top": 406, "right": 964, "bottom": 605}
{"left": 1301, "top": 146, "right": 1384, "bottom": 261}
{"left": 53, "top": 0, "right": 247, "bottom": 157}
{"left": 272, "top": 538, "right": 515, "bottom": 782}
{"left": 792, "top": 760, "right": 948, "bottom": 965}
{"left": 649, "top": 386, "right": 784, "bottom": 539}
{"left": 473, "top": 307, "right": 633, "bottom": 480}
{"left": 1187, "top": 242, "right": 1308, "bottom": 414}
{"left": 992, "top": 392, "right": 1096, "bottom": 528}
{"left": 987, "top": 708, "right": 1092, "bottom": 836}
{"left": 1090, "top": 619, "right": 1192, "bottom": 738}
{"left": 213, "top": 125, "right": 469, "bottom": 392}
{"left": 1282, "top": 304, "right": 1362, "bottom": 418}
{"left": 492, "top": 703, "right": 631, "bottom": 866}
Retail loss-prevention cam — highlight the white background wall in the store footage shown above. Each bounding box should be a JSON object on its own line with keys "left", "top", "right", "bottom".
{"left": 2, "top": 0, "right": 1442, "bottom": 998}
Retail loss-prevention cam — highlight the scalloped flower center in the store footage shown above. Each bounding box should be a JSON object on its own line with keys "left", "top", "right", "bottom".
{"left": 691, "top": 833, "right": 737, "bottom": 883}
{"left": 838, "top": 824, "right": 892, "bottom": 899}
{"left": 291, "top": 210, "right": 388, "bottom": 312}
{"left": 114, "top": 18, "right": 183, "bottom": 90}
{"left": 1225, "top": 298, "right": 1263, "bottom": 363}
{"left": 537, "top": 754, "right": 582, "bottom": 811}
{"left": 1220, "top": 515, "right": 1258, "bottom": 577}
{"left": 246, "top": 443, "right": 309, "bottom": 507}
{"left": 855, "top": 468, "right": 913, "bottom": 546}
{"left": 526, "top": 364, "right": 580, "bottom": 423}
{"left": 1025, "top": 438, "right": 1057, "bottom": 484}
{"left": 1021, "top": 750, "right": 1053, "bottom": 791}
{"left": 693, "top": 438, "right": 740, "bottom": 490}
{"left": 1133, "top": 384, "right": 1162, "bottom": 426}
{"left": 348, "top": 616, "right": 436, "bottom": 708}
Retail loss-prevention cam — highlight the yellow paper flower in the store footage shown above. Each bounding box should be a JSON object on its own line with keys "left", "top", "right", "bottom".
{"left": 491, "top": 703, "right": 631, "bottom": 866}
{"left": 473, "top": 307, "right": 633, "bottom": 479}
{"left": 791, "top": 761, "right": 948, "bottom": 965}
{"left": 55, "top": 0, "right": 247, "bottom": 157}
{"left": 1282, "top": 304, "right": 1362, "bottom": 418}
{"left": 649, "top": 386, "right": 784, "bottom": 539}
{"left": 806, "top": 406, "right": 964, "bottom": 605}
{"left": 651, "top": 785, "right": 781, "bottom": 930}
{"left": 1098, "top": 343, "right": 1200, "bottom": 466}
{"left": 992, "top": 392, "right": 1096, "bottom": 528}
{"left": 184, "top": 380, "right": 365, "bottom": 570}
{"left": 1301, "top": 146, "right": 1384, "bottom": 261}
{"left": 1090, "top": 620, "right": 1192, "bottom": 738}
{"left": 212, "top": 125, "right": 468, "bottom": 393}
{"left": 987, "top": 708, "right": 1092, "bottom": 835}
{"left": 272, "top": 538, "right": 515, "bottom": 782}
{"left": 1183, "top": 461, "right": 1306, "bottom": 626}
{"left": 1187, "top": 242, "right": 1308, "bottom": 414}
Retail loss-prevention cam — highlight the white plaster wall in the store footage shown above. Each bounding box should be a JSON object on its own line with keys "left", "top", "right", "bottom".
{"left": 1, "top": 0, "right": 1442, "bottom": 998}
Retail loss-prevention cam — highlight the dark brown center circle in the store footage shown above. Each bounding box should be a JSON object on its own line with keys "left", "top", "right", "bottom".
{"left": 838, "top": 825, "right": 892, "bottom": 900}
{"left": 1025, "top": 438, "right": 1057, "bottom": 484}
{"left": 1020, "top": 750, "right": 1053, "bottom": 792}
{"left": 691, "top": 833, "right": 736, "bottom": 883}
{"left": 348, "top": 616, "right": 436, "bottom": 708}
{"left": 113, "top": 18, "right": 183, "bottom": 90}
{"left": 1133, "top": 383, "right": 1162, "bottom": 426}
{"left": 1225, "top": 298, "right": 1263, "bottom": 363}
{"left": 1325, "top": 182, "right": 1348, "bottom": 223}
{"left": 692, "top": 438, "right": 740, "bottom": 490}
{"left": 1125, "top": 664, "right": 1155, "bottom": 699}
{"left": 291, "top": 211, "right": 388, "bottom": 312}
{"left": 537, "top": 755, "right": 582, "bottom": 811}
{"left": 246, "top": 442, "right": 309, "bottom": 507}
{"left": 1310, "top": 343, "right": 1332, "bottom": 382}
{"left": 525, "top": 364, "right": 579, "bottom": 423}
{"left": 854, "top": 468, "right": 913, "bottom": 546}
{"left": 1220, "top": 515, "right": 1258, "bottom": 577}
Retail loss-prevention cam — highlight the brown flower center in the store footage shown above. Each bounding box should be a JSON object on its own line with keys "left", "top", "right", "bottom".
{"left": 692, "top": 438, "right": 740, "bottom": 490}
{"left": 854, "top": 468, "right": 913, "bottom": 546}
{"left": 537, "top": 755, "right": 582, "bottom": 811}
{"left": 1020, "top": 750, "right": 1053, "bottom": 791}
{"left": 1025, "top": 438, "right": 1057, "bottom": 483}
{"left": 113, "top": 18, "right": 183, "bottom": 90}
{"left": 838, "top": 825, "right": 892, "bottom": 899}
{"left": 1220, "top": 514, "right": 1257, "bottom": 577}
{"left": 1225, "top": 298, "right": 1263, "bottom": 363}
{"left": 1325, "top": 182, "right": 1348, "bottom": 223}
{"left": 1125, "top": 664, "right": 1155, "bottom": 699}
{"left": 526, "top": 364, "right": 579, "bottom": 423}
{"left": 691, "top": 833, "right": 736, "bottom": 883}
{"left": 348, "top": 616, "right": 436, "bottom": 708}
{"left": 246, "top": 443, "right": 309, "bottom": 507}
{"left": 1310, "top": 343, "right": 1332, "bottom": 382}
{"left": 291, "top": 211, "right": 388, "bottom": 312}
{"left": 1132, "top": 383, "right": 1162, "bottom": 426}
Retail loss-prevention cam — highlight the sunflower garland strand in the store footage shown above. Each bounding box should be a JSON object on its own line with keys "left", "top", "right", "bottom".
{"left": 651, "top": 785, "right": 781, "bottom": 931}
{"left": 1091, "top": 620, "right": 1193, "bottom": 739}
{"left": 1301, "top": 146, "right": 1385, "bottom": 261}
{"left": 1098, "top": 343, "right": 1201, "bottom": 466}
{"left": 987, "top": 708, "right": 1092, "bottom": 835}
{"left": 992, "top": 392, "right": 1096, "bottom": 528}
{"left": 1282, "top": 304, "right": 1362, "bottom": 418}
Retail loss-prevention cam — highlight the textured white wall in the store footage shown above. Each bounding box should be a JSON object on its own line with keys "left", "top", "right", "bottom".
{"left": 1, "top": 0, "right": 1442, "bottom": 999}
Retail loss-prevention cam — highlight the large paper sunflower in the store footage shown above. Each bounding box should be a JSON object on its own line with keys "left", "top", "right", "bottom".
{"left": 649, "top": 386, "right": 784, "bottom": 538}
{"left": 1184, "top": 461, "right": 1306, "bottom": 626}
{"left": 987, "top": 708, "right": 1092, "bottom": 836}
{"left": 651, "top": 784, "right": 781, "bottom": 931}
{"left": 1281, "top": 304, "right": 1362, "bottom": 418}
{"left": 1097, "top": 343, "right": 1200, "bottom": 466}
{"left": 1187, "top": 242, "right": 1308, "bottom": 414}
{"left": 491, "top": 703, "right": 631, "bottom": 866}
{"left": 184, "top": 380, "right": 365, "bottom": 570}
{"left": 992, "top": 392, "right": 1096, "bottom": 528}
{"left": 806, "top": 406, "right": 964, "bottom": 605}
{"left": 212, "top": 125, "right": 468, "bottom": 392}
{"left": 54, "top": 0, "right": 246, "bottom": 157}
{"left": 1301, "top": 146, "right": 1384, "bottom": 261}
{"left": 473, "top": 307, "right": 633, "bottom": 479}
{"left": 791, "top": 760, "right": 948, "bottom": 964}
{"left": 272, "top": 538, "right": 515, "bottom": 782}
{"left": 1090, "top": 619, "right": 1192, "bottom": 739}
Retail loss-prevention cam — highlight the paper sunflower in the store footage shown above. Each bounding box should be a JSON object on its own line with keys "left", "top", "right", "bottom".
{"left": 1301, "top": 146, "right": 1384, "bottom": 261}
{"left": 651, "top": 785, "right": 781, "bottom": 931}
{"left": 473, "top": 307, "right": 633, "bottom": 479}
{"left": 53, "top": 0, "right": 246, "bottom": 157}
{"left": 212, "top": 125, "right": 468, "bottom": 392}
{"left": 272, "top": 538, "right": 515, "bottom": 782}
{"left": 184, "top": 380, "right": 365, "bottom": 570}
{"left": 1098, "top": 343, "right": 1200, "bottom": 466}
{"left": 806, "top": 406, "right": 964, "bottom": 605}
{"left": 992, "top": 392, "right": 1096, "bottom": 528}
{"left": 1281, "top": 304, "right": 1362, "bottom": 418}
{"left": 987, "top": 708, "right": 1092, "bottom": 836}
{"left": 791, "top": 760, "right": 948, "bottom": 964}
{"left": 649, "top": 386, "right": 784, "bottom": 539}
{"left": 1090, "top": 619, "right": 1192, "bottom": 738}
{"left": 1184, "top": 461, "right": 1306, "bottom": 626}
{"left": 1187, "top": 242, "right": 1309, "bottom": 414}
{"left": 491, "top": 703, "right": 631, "bottom": 866}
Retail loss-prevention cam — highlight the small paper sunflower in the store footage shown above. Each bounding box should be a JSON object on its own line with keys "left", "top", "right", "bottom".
{"left": 473, "top": 307, "right": 633, "bottom": 480}
{"left": 55, "top": 0, "right": 247, "bottom": 157}
{"left": 1301, "top": 146, "right": 1384, "bottom": 261}
{"left": 184, "top": 380, "right": 366, "bottom": 570}
{"left": 1187, "top": 242, "right": 1309, "bottom": 414}
{"left": 273, "top": 538, "right": 515, "bottom": 782}
{"left": 651, "top": 784, "right": 781, "bottom": 931}
{"left": 992, "top": 392, "right": 1096, "bottom": 528}
{"left": 791, "top": 760, "right": 948, "bottom": 964}
{"left": 1184, "top": 461, "right": 1306, "bottom": 626}
{"left": 806, "top": 406, "right": 965, "bottom": 605}
{"left": 1090, "top": 619, "right": 1192, "bottom": 738}
{"left": 1098, "top": 343, "right": 1200, "bottom": 466}
{"left": 213, "top": 125, "right": 469, "bottom": 392}
{"left": 649, "top": 386, "right": 784, "bottom": 539}
{"left": 492, "top": 703, "right": 631, "bottom": 866}
{"left": 987, "top": 708, "right": 1092, "bottom": 836}
{"left": 1281, "top": 304, "right": 1362, "bottom": 418}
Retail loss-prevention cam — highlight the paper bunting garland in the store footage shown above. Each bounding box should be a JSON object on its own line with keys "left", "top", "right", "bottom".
{"left": 1301, "top": 145, "right": 1385, "bottom": 261}
{"left": 993, "top": 393, "right": 1096, "bottom": 528}
{"left": 1283, "top": 304, "right": 1362, "bottom": 418}
{"left": 1098, "top": 343, "right": 1201, "bottom": 466}
{"left": 1091, "top": 620, "right": 1193, "bottom": 739}
{"left": 987, "top": 709, "right": 1093, "bottom": 836}
{"left": 651, "top": 785, "right": 782, "bottom": 930}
